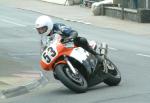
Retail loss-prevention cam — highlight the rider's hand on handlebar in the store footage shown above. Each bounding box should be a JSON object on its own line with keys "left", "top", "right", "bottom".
{"left": 61, "top": 37, "right": 73, "bottom": 44}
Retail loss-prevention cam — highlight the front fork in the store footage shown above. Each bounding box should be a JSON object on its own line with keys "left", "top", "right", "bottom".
{"left": 64, "top": 55, "right": 78, "bottom": 75}
{"left": 99, "top": 43, "right": 109, "bottom": 73}
{"left": 100, "top": 42, "right": 108, "bottom": 57}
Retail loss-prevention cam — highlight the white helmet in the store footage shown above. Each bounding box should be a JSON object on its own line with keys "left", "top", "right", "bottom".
{"left": 35, "top": 15, "right": 53, "bottom": 36}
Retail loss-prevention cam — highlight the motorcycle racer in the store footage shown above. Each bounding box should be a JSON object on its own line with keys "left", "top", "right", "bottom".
{"left": 35, "top": 15, "right": 104, "bottom": 64}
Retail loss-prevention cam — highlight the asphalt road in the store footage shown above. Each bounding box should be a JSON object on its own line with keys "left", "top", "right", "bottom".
{"left": 0, "top": 5, "right": 150, "bottom": 103}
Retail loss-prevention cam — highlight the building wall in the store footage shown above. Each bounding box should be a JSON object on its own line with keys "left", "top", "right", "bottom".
{"left": 113, "top": 0, "right": 150, "bottom": 9}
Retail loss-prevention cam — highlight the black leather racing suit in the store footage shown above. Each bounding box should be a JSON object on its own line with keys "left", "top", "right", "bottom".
{"left": 41, "top": 23, "right": 102, "bottom": 62}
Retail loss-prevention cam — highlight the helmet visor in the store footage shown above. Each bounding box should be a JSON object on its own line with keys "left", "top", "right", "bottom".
{"left": 36, "top": 26, "right": 48, "bottom": 34}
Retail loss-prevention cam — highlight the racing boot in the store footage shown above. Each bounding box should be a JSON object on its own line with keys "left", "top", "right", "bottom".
{"left": 87, "top": 43, "right": 108, "bottom": 72}
{"left": 87, "top": 46, "right": 104, "bottom": 64}
{"left": 87, "top": 47, "right": 106, "bottom": 73}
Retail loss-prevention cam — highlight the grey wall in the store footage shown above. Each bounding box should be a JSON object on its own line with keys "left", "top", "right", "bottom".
{"left": 103, "top": 6, "right": 150, "bottom": 23}
{"left": 113, "top": 0, "right": 150, "bottom": 9}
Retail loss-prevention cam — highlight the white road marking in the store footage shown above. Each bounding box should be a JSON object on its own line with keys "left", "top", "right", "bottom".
{"left": 108, "top": 47, "right": 118, "bottom": 51}
{"left": 9, "top": 53, "right": 39, "bottom": 56}
{"left": 62, "top": 18, "right": 91, "bottom": 25}
{"left": 136, "top": 53, "right": 150, "bottom": 58}
{"left": 0, "top": 15, "right": 16, "bottom": 21}
{"left": 13, "top": 73, "right": 41, "bottom": 78}
{"left": 0, "top": 19, "right": 26, "bottom": 27}
{"left": 0, "top": 15, "right": 33, "bottom": 25}
{"left": 76, "top": 21, "right": 91, "bottom": 25}
{"left": 0, "top": 77, "right": 34, "bottom": 85}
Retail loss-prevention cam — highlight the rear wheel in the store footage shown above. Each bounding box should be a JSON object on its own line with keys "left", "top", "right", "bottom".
{"left": 103, "top": 58, "right": 121, "bottom": 86}
{"left": 55, "top": 64, "right": 88, "bottom": 93}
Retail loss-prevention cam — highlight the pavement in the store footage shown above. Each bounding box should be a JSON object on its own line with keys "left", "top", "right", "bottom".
{"left": 0, "top": 0, "right": 150, "bottom": 99}
{"left": 1, "top": 0, "right": 150, "bottom": 35}
{"left": 0, "top": 71, "right": 44, "bottom": 98}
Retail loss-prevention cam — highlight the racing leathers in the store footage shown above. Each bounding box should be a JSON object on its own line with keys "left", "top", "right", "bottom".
{"left": 40, "top": 23, "right": 103, "bottom": 63}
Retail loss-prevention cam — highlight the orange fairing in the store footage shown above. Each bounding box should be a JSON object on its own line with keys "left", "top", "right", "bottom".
{"left": 40, "top": 41, "right": 74, "bottom": 71}
{"left": 40, "top": 60, "right": 50, "bottom": 71}
{"left": 54, "top": 60, "right": 67, "bottom": 67}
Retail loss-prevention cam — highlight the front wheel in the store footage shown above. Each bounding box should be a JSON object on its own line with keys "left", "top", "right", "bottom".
{"left": 55, "top": 64, "right": 88, "bottom": 93}
{"left": 103, "top": 58, "right": 121, "bottom": 86}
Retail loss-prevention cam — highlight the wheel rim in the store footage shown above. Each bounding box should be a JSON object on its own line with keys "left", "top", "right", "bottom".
{"left": 64, "top": 67, "right": 85, "bottom": 86}
{"left": 106, "top": 60, "right": 120, "bottom": 77}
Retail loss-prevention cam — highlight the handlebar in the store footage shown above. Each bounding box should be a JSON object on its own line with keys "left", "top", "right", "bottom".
{"left": 61, "top": 38, "right": 74, "bottom": 44}
{"left": 61, "top": 38, "right": 75, "bottom": 48}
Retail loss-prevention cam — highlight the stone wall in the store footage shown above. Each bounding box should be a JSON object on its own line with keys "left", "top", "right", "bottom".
{"left": 138, "top": 9, "right": 150, "bottom": 23}
{"left": 91, "top": 0, "right": 150, "bottom": 23}
{"left": 113, "top": 0, "right": 150, "bottom": 9}
{"left": 102, "top": 6, "right": 150, "bottom": 23}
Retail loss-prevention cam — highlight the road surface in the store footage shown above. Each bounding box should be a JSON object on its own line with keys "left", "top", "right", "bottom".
{"left": 0, "top": 5, "right": 150, "bottom": 103}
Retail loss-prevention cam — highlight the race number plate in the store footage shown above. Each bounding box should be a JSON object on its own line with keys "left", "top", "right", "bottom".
{"left": 42, "top": 46, "right": 57, "bottom": 64}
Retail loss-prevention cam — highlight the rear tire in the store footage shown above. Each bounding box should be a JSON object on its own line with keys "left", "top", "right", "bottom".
{"left": 103, "top": 58, "right": 121, "bottom": 86}
{"left": 55, "top": 64, "right": 88, "bottom": 93}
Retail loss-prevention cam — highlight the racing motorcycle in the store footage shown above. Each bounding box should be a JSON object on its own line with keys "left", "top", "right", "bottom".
{"left": 40, "top": 34, "right": 121, "bottom": 93}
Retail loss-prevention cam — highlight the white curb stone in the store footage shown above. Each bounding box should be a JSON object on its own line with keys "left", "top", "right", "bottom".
{"left": 42, "top": 0, "right": 81, "bottom": 5}
{"left": 0, "top": 74, "right": 48, "bottom": 99}
{"left": 42, "top": 0, "right": 73, "bottom": 5}
{"left": 91, "top": 0, "right": 113, "bottom": 15}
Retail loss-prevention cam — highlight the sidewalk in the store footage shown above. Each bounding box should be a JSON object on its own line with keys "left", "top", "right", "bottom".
{"left": 2, "top": 0, "right": 150, "bottom": 35}
{"left": 0, "top": 71, "right": 42, "bottom": 98}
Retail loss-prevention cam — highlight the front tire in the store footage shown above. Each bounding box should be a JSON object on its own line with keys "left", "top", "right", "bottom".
{"left": 55, "top": 64, "right": 88, "bottom": 93}
{"left": 103, "top": 58, "right": 121, "bottom": 86}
